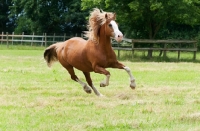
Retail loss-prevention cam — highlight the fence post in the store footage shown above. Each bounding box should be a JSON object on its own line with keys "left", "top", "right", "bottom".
{"left": 12, "top": 32, "right": 14, "bottom": 45}
{"left": 193, "top": 42, "right": 197, "bottom": 60}
{"left": 53, "top": 33, "right": 55, "bottom": 43}
{"left": 45, "top": 33, "right": 47, "bottom": 47}
{"left": 41, "top": 33, "right": 44, "bottom": 46}
{"left": 117, "top": 42, "right": 120, "bottom": 59}
{"left": 131, "top": 40, "right": 135, "bottom": 59}
{"left": 6, "top": 32, "right": 9, "bottom": 48}
{"left": 63, "top": 33, "right": 66, "bottom": 41}
{"left": 177, "top": 43, "right": 181, "bottom": 60}
{"left": 163, "top": 43, "right": 167, "bottom": 58}
{"left": 31, "top": 32, "right": 34, "bottom": 46}
{"left": 1, "top": 32, "right": 3, "bottom": 45}
{"left": 21, "top": 32, "right": 24, "bottom": 45}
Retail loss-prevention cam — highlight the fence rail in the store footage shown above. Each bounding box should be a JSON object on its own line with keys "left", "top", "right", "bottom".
{"left": 113, "top": 38, "right": 197, "bottom": 60}
{"left": 0, "top": 32, "right": 198, "bottom": 60}
{"left": 0, "top": 32, "right": 76, "bottom": 47}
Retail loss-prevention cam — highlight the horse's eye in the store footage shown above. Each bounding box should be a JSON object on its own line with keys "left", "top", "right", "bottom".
{"left": 108, "top": 24, "right": 112, "bottom": 27}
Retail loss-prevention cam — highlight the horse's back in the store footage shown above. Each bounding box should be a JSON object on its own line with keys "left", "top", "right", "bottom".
{"left": 68, "top": 37, "right": 86, "bottom": 42}
{"left": 65, "top": 37, "right": 86, "bottom": 46}
{"left": 55, "top": 37, "right": 86, "bottom": 56}
{"left": 64, "top": 37, "right": 87, "bottom": 53}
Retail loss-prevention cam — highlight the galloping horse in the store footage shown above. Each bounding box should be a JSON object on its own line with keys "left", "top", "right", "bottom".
{"left": 44, "top": 8, "right": 136, "bottom": 96}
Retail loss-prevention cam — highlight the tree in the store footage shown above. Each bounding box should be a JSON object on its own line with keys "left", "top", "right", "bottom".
{"left": 0, "top": 0, "right": 15, "bottom": 32}
{"left": 10, "top": 0, "right": 89, "bottom": 34}
{"left": 82, "top": 0, "right": 200, "bottom": 39}
{"left": 82, "top": 0, "right": 200, "bottom": 57}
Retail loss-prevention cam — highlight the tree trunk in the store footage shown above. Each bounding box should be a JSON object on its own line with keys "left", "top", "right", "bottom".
{"left": 159, "top": 50, "right": 163, "bottom": 57}
{"left": 147, "top": 22, "right": 153, "bottom": 58}
{"left": 147, "top": 20, "right": 164, "bottom": 58}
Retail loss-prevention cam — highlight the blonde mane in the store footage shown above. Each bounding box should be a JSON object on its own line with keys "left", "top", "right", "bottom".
{"left": 84, "top": 8, "right": 115, "bottom": 42}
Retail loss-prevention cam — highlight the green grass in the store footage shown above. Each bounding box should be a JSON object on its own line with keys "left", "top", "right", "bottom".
{"left": 0, "top": 47, "right": 200, "bottom": 131}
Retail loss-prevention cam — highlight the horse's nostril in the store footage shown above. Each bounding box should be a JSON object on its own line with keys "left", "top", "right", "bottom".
{"left": 118, "top": 34, "right": 123, "bottom": 38}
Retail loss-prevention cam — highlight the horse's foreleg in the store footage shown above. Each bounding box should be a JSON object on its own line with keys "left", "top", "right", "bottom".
{"left": 100, "top": 75, "right": 110, "bottom": 87}
{"left": 93, "top": 65, "right": 110, "bottom": 87}
{"left": 123, "top": 66, "right": 136, "bottom": 89}
{"left": 112, "top": 62, "right": 136, "bottom": 89}
{"left": 83, "top": 72, "right": 103, "bottom": 96}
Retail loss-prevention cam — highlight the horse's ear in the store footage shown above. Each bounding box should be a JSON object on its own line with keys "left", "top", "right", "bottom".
{"left": 105, "top": 13, "right": 108, "bottom": 19}
{"left": 113, "top": 13, "right": 116, "bottom": 20}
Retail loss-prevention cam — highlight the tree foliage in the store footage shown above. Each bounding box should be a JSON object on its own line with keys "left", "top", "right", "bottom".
{"left": 0, "top": 0, "right": 14, "bottom": 32}
{"left": 82, "top": 0, "right": 200, "bottom": 39}
{"left": 10, "top": 0, "right": 89, "bottom": 34}
{"left": 1, "top": 0, "right": 200, "bottom": 40}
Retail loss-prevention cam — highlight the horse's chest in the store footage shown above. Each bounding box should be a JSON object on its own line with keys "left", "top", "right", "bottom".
{"left": 99, "top": 54, "right": 117, "bottom": 67}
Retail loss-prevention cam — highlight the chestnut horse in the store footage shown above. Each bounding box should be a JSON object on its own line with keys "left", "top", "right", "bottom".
{"left": 44, "top": 8, "right": 136, "bottom": 96}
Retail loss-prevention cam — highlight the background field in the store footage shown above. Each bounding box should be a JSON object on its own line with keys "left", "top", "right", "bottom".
{"left": 0, "top": 48, "right": 200, "bottom": 131}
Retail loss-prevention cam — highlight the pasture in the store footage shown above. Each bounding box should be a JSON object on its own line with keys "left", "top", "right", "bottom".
{"left": 0, "top": 47, "right": 200, "bottom": 131}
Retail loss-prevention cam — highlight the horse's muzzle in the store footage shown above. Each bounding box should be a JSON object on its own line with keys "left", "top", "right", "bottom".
{"left": 115, "top": 35, "right": 123, "bottom": 43}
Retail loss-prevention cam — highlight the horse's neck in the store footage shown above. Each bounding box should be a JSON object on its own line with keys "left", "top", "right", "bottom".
{"left": 99, "top": 35, "right": 112, "bottom": 52}
{"left": 98, "top": 26, "right": 113, "bottom": 52}
{"left": 98, "top": 35, "right": 116, "bottom": 60}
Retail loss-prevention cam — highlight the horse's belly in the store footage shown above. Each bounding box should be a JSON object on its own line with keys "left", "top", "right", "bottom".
{"left": 74, "top": 65, "right": 93, "bottom": 72}
{"left": 69, "top": 55, "right": 93, "bottom": 72}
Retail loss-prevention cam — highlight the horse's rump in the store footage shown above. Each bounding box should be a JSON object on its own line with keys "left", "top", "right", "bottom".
{"left": 44, "top": 37, "right": 89, "bottom": 69}
{"left": 44, "top": 42, "right": 64, "bottom": 67}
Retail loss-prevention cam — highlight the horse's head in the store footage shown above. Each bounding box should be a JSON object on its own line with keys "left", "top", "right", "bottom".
{"left": 104, "top": 13, "right": 123, "bottom": 42}
{"left": 85, "top": 8, "right": 123, "bottom": 43}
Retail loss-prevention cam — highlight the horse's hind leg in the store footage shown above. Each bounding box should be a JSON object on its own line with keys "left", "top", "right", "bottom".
{"left": 65, "top": 66, "right": 92, "bottom": 94}
{"left": 83, "top": 72, "right": 103, "bottom": 96}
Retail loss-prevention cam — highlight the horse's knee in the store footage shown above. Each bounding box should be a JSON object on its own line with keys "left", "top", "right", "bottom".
{"left": 71, "top": 75, "right": 78, "bottom": 81}
{"left": 124, "top": 66, "right": 131, "bottom": 73}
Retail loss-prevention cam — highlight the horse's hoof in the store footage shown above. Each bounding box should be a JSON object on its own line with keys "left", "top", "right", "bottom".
{"left": 84, "top": 85, "right": 92, "bottom": 94}
{"left": 85, "top": 89, "right": 92, "bottom": 94}
{"left": 130, "top": 80, "right": 136, "bottom": 89}
{"left": 130, "top": 84, "right": 136, "bottom": 89}
{"left": 100, "top": 83, "right": 106, "bottom": 87}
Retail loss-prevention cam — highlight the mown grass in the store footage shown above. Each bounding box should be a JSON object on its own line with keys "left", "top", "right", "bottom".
{"left": 0, "top": 46, "right": 200, "bottom": 131}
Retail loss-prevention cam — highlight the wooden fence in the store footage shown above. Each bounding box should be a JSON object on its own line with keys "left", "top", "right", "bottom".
{"left": 0, "top": 32, "right": 79, "bottom": 47}
{"left": 0, "top": 32, "right": 198, "bottom": 60}
{"left": 113, "top": 39, "right": 198, "bottom": 60}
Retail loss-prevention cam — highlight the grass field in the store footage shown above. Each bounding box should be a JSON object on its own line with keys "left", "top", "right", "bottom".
{"left": 0, "top": 47, "right": 200, "bottom": 131}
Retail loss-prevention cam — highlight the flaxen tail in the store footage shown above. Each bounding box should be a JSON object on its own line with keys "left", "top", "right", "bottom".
{"left": 44, "top": 42, "right": 64, "bottom": 67}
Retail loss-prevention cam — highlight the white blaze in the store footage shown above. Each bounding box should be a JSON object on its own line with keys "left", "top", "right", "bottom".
{"left": 110, "top": 20, "right": 123, "bottom": 42}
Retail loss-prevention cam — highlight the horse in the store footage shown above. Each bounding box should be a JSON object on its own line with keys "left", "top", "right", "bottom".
{"left": 44, "top": 8, "right": 136, "bottom": 96}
